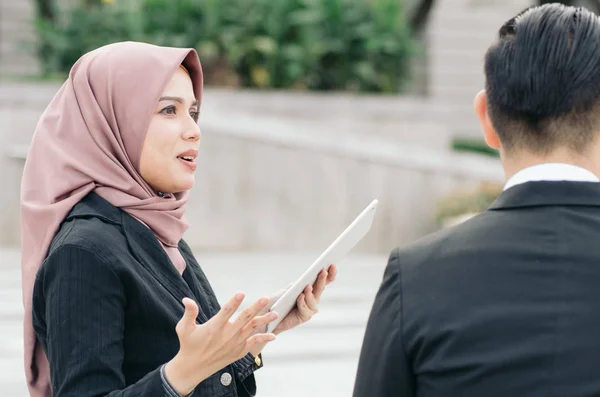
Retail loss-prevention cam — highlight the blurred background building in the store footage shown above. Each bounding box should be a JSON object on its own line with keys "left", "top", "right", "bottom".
{"left": 1, "top": 0, "right": 596, "bottom": 396}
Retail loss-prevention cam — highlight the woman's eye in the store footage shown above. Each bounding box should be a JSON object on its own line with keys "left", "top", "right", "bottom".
{"left": 160, "top": 105, "right": 176, "bottom": 115}
{"left": 190, "top": 111, "right": 199, "bottom": 122}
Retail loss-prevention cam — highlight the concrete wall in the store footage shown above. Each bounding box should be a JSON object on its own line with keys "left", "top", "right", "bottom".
{"left": 1, "top": 83, "right": 503, "bottom": 253}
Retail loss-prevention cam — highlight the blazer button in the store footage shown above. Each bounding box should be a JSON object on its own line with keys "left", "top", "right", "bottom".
{"left": 220, "top": 372, "right": 232, "bottom": 386}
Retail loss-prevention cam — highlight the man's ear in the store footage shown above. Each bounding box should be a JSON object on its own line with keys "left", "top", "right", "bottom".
{"left": 474, "top": 90, "right": 501, "bottom": 149}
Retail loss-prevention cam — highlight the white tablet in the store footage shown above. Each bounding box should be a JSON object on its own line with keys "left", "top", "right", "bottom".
{"left": 266, "top": 199, "right": 379, "bottom": 333}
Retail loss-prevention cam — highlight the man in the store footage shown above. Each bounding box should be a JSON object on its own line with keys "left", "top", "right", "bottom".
{"left": 353, "top": 4, "right": 600, "bottom": 397}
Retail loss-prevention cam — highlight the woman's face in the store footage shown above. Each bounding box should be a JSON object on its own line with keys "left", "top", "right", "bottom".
{"left": 139, "top": 67, "right": 200, "bottom": 194}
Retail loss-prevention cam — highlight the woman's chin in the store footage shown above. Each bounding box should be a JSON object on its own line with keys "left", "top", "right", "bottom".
{"left": 172, "top": 176, "right": 195, "bottom": 193}
{"left": 155, "top": 176, "right": 194, "bottom": 195}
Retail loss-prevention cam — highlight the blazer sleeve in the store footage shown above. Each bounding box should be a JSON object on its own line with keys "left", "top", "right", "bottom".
{"left": 352, "top": 249, "right": 415, "bottom": 397}
{"left": 34, "top": 244, "right": 167, "bottom": 397}
{"left": 231, "top": 353, "right": 263, "bottom": 396}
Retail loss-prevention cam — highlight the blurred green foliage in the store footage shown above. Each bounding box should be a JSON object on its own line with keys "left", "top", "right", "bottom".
{"left": 451, "top": 137, "right": 500, "bottom": 158}
{"left": 34, "top": 0, "right": 414, "bottom": 93}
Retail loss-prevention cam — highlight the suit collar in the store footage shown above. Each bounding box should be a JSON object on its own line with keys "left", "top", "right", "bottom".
{"left": 66, "top": 192, "right": 121, "bottom": 224}
{"left": 119, "top": 211, "right": 209, "bottom": 321}
{"left": 67, "top": 193, "right": 208, "bottom": 321}
{"left": 489, "top": 181, "right": 600, "bottom": 211}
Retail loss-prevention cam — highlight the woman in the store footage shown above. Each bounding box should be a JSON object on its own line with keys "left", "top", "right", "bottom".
{"left": 20, "top": 41, "right": 336, "bottom": 397}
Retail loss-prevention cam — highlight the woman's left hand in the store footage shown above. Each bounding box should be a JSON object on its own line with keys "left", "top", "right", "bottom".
{"left": 272, "top": 264, "right": 337, "bottom": 335}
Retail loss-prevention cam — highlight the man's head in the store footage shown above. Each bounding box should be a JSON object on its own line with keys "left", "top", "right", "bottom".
{"left": 475, "top": 4, "right": 600, "bottom": 161}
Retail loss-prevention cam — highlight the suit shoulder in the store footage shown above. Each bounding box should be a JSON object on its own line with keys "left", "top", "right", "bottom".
{"left": 391, "top": 211, "right": 495, "bottom": 269}
{"left": 47, "top": 216, "right": 128, "bottom": 261}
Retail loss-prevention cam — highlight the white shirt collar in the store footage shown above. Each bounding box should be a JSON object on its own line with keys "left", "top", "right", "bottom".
{"left": 504, "top": 163, "right": 599, "bottom": 191}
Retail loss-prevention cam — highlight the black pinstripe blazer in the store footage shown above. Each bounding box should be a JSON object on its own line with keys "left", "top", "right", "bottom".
{"left": 32, "top": 192, "right": 261, "bottom": 397}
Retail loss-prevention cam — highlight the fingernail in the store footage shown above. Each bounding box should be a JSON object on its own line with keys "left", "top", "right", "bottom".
{"left": 269, "top": 335, "right": 276, "bottom": 341}
{"left": 235, "top": 293, "right": 245, "bottom": 300}
{"left": 271, "top": 311, "right": 279, "bottom": 319}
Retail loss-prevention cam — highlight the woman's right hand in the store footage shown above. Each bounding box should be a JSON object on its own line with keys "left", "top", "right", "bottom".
{"left": 164, "top": 293, "right": 278, "bottom": 395}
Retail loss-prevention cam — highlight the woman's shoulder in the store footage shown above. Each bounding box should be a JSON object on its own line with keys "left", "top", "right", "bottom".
{"left": 47, "top": 215, "right": 128, "bottom": 265}
{"left": 34, "top": 216, "right": 129, "bottom": 296}
{"left": 47, "top": 192, "right": 130, "bottom": 259}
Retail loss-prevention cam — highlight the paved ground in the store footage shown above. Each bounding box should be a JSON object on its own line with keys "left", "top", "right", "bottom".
{"left": 0, "top": 247, "right": 390, "bottom": 397}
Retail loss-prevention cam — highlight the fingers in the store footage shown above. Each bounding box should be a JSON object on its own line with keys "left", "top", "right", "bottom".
{"left": 181, "top": 298, "right": 199, "bottom": 325}
{"left": 304, "top": 285, "right": 319, "bottom": 312}
{"left": 212, "top": 292, "right": 246, "bottom": 328}
{"left": 312, "top": 269, "right": 328, "bottom": 302}
{"left": 246, "top": 332, "right": 277, "bottom": 351}
{"left": 239, "top": 311, "right": 279, "bottom": 340}
{"left": 177, "top": 298, "right": 200, "bottom": 335}
{"left": 296, "top": 293, "right": 314, "bottom": 322}
{"left": 327, "top": 264, "right": 337, "bottom": 284}
{"left": 231, "top": 296, "right": 271, "bottom": 332}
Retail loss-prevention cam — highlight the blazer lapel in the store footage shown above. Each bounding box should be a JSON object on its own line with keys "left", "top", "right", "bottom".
{"left": 120, "top": 211, "right": 210, "bottom": 323}
{"left": 65, "top": 192, "right": 212, "bottom": 324}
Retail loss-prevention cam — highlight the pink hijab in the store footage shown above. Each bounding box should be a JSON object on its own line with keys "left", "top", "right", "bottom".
{"left": 20, "top": 41, "right": 203, "bottom": 397}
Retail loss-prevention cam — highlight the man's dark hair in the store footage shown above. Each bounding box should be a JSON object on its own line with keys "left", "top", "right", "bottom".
{"left": 485, "top": 3, "right": 600, "bottom": 154}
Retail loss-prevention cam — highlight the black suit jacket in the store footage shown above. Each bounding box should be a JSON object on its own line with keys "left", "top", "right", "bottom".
{"left": 32, "top": 192, "right": 261, "bottom": 397}
{"left": 354, "top": 181, "right": 600, "bottom": 397}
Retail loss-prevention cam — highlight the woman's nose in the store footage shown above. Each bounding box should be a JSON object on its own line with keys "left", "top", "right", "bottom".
{"left": 183, "top": 123, "right": 201, "bottom": 141}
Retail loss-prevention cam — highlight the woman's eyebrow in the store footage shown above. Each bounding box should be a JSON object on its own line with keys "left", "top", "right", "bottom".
{"left": 158, "top": 96, "right": 199, "bottom": 107}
